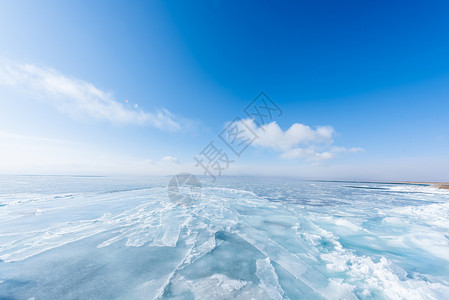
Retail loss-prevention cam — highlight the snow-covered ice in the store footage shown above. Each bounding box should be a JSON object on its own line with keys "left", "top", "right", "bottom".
{"left": 1, "top": 176, "right": 449, "bottom": 299}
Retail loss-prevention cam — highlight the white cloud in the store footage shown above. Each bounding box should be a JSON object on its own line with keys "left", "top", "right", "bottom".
{"left": 233, "top": 119, "right": 362, "bottom": 161}
{"left": 0, "top": 59, "right": 181, "bottom": 131}
{"left": 330, "top": 146, "right": 365, "bottom": 154}
{"left": 281, "top": 148, "right": 335, "bottom": 161}
{"left": 244, "top": 119, "right": 334, "bottom": 150}
{"left": 161, "top": 156, "right": 180, "bottom": 164}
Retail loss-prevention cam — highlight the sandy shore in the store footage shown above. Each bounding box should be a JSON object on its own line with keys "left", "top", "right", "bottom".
{"left": 401, "top": 182, "right": 449, "bottom": 190}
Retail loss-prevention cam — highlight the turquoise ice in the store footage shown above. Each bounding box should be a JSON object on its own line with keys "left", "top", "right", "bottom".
{"left": 0, "top": 176, "right": 448, "bottom": 299}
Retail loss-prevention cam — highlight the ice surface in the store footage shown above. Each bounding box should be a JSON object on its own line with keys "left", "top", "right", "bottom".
{"left": 1, "top": 176, "right": 449, "bottom": 299}
{"left": 256, "top": 258, "right": 284, "bottom": 300}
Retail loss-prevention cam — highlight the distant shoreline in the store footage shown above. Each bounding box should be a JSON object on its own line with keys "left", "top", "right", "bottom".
{"left": 400, "top": 182, "right": 449, "bottom": 190}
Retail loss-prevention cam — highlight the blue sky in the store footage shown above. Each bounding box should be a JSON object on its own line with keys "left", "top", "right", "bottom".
{"left": 1, "top": 0, "right": 449, "bottom": 181}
